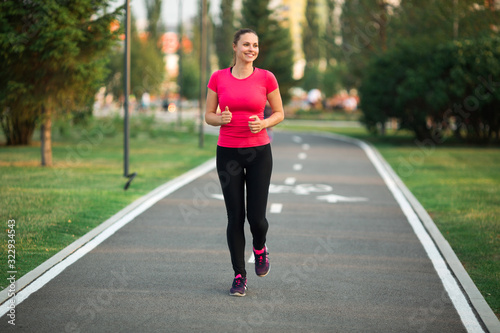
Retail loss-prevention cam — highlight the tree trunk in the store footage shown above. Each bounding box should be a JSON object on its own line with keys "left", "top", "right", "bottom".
{"left": 41, "top": 105, "right": 53, "bottom": 167}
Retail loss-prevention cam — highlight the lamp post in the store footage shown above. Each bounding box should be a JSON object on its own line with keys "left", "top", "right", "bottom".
{"left": 199, "top": 0, "right": 207, "bottom": 148}
{"left": 177, "top": 0, "right": 183, "bottom": 127}
{"left": 124, "top": 0, "right": 136, "bottom": 190}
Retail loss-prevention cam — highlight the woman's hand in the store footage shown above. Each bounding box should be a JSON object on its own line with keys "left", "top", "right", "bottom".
{"left": 248, "top": 115, "right": 264, "bottom": 133}
{"left": 220, "top": 106, "right": 232, "bottom": 125}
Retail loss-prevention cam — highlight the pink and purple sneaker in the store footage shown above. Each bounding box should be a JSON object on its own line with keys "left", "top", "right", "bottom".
{"left": 254, "top": 246, "right": 270, "bottom": 277}
{"left": 229, "top": 274, "right": 247, "bottom": 296}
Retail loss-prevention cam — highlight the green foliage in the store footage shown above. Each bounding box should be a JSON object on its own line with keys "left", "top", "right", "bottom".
{"left": 323, "top": 0, "right": 337, "bottom": 62}
{"left": 393, "top": 0, "right": 499, "bottom": 44}
{"left": 335, "top": 0, "right": 499, "bottom": 92}
{"left": 359, "top": 36, "right": 500, "bottom": 143}
{"left": 336, "top": 0, "right": 389, "bottom": 89}
{"left": 322, "top": 64, "right": 346, "bottom": 99}
{"left": 303, "top": 0, "right": 321, "bottom": 65}
{"left": 240, "top": 0, "right": 295, "bottom": 104}
{"left": 301, "top": 64, "right": 322, "bottom": 92}
{"left": 214, "top": 0, "right": 235, "bottom": 68}
{"left": 0, "top": 0, "right": 123, "bottom": 145}
{"left": 179, "top": 54, "right": 201, "bottom": 100}
{"left": 145, "top": 0, "right": 164, "bottom": 46}
{"left": 301, "top": 62, "right": 344, "bottom": 98}
{"left": 105, "top": 15, "right": 166, "bottom": 100}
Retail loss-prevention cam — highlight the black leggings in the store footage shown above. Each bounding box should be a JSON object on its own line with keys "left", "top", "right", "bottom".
{"left": 216, "top": 144, "right": 273, "bottom": 277}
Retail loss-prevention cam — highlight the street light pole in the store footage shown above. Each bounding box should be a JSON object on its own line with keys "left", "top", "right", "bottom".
{"left": 124, "top": 0, "right": 136, "bottom": 190}
{"left": 199, "top": 0, "right": 207, "bottom": 148}
{"left": 177, "top": 0, "right": 183, "bottom": 127}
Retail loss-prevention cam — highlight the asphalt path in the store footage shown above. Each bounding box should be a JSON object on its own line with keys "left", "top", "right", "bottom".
{"left": 0, "top": 132, "right": 478, "bottom": 332}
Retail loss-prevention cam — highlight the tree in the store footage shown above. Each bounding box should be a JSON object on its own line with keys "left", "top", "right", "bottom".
{"left": 393, "top": 0, "right": 499, "bottom": 45}
{"left": 302, "top": 0, "right": 321, "bottom": 66}
{"left": 0, "top": 0, "right": 123, "bottom": 166}
{"left": 301, "top": 0, "right": 323, "bottom": 93}
{"left": 145, "top": 0, "right": 164, "bottom": 49}
{"left": 360, "top": 36, "right": 500, "bottom": 143}
{"left": 240, "top": 0, "right": 295, "bottom": 104}
{"left": 215, "top": 0, "right": 235, "bottom": 68}
{"left": 179, "top": 54, "right": 201, "bottom": 100}
{"left": 323, "top": 0, "right": 338, "bottom": 62}
{"left": 105, "top": 14, "right": 165, "bottom": 103}
{"left": 337, "top": 0, "right": 390, "bottom": 89}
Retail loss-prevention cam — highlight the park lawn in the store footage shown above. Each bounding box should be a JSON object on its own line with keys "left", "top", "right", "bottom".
{"left": 280, "top": 122, "right": 500, "bottom": 318}
{"left": 0, "top": 118, "right": 218, "bottom": 290}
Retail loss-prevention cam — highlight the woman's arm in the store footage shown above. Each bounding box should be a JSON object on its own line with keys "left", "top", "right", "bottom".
{"left": 205, "top": 89, "right": 232, "bottom": 126}
{"left": 264, "top": 88, "right": 285, "bottom": 128}
{"left": 205, "top": 89, "right": 221, "bottom": 126}
{"left": 248, "top": 88, "right": 285, "bottom": 134}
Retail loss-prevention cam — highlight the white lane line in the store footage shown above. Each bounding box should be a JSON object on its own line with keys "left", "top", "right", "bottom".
{"left": 316, "top": 132, "right": 484, "bottom": 333}
{"left": 298, "top": 152, "right": 307, "bottom": 160}
{"left": 284, "top": 177, "right": 296, "bottom": 185}
{"left": 292, "top": 135, "right": 302, "bottom": 143}
{"left": 211, "top": 194, "right": 224, "bottom": 201}
{"left": 302, "top": 144, "right": 310, "bottom": 150}
{"left": 270, "top": 203, "right": 283, "bottom": 214}
{"left": 0, "top": 158, "right": 217, "bottom": 317}
{"left": 293, "top": 164, "right": 302, "bottom": 171}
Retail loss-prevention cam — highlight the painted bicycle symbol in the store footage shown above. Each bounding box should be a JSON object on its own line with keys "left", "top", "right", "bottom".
{"left": 269, "top": 184, "right": 332, "bottom": 195}
{"left": 211, "top": 183, "right": 368, "bottom": 203}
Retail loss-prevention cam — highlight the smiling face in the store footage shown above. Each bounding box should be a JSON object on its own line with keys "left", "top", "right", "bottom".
{"left": 233, "top": 32, "right": 259, "bottom": 65}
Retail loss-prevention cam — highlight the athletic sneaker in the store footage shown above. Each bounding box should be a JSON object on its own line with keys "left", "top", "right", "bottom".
{"left": 229, "top": 274, "right": 247, "bottom": 297}
{"left": 254, "top": 246, "right": 270, "bottom": 277}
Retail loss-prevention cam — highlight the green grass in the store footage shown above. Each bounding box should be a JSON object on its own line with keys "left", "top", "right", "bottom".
{"left": 0, "top": 116, "right": 217, "bottom": 289}
{"left": 287, "top": 109, "right": 362, "bottom": 121}
{"left": 280, "top": 123, "right": 500, "bottom": 319}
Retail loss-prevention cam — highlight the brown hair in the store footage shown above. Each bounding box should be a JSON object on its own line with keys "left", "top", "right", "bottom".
{"left": 231, "top": 28, "right": 258, "bottom": 67}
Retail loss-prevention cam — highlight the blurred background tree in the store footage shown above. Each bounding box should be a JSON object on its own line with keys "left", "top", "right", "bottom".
{"left": 358, "top": 0, "right": 500, "bottom": 143}
{"left": 301, "top": 0, "right": 323, "bottom": 93}
{"left": 240, "top": 0, "right": 295, "bottom": 104}
{"left": 105, "top": 13, "right": 166, "bottom": 105}
{"left": 0, "top": 0, "right": 123, "bottom": 166}
{"left": 335, "top": 0, "right": 389, "bottom": 90}
{"left": 145, "top": 0, "right": 164, "bottom": 51}
{"left": 214, "top": 0, "right": 235, "bottom": 68}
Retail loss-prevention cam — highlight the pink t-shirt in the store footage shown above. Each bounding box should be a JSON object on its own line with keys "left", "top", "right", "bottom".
{"left": 207, "top": 67, "right": 279, "bottom": 148}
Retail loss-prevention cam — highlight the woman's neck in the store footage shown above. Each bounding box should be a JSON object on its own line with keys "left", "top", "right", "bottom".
{"left": 231, "top": 62, "right": 254, "bottom": 79}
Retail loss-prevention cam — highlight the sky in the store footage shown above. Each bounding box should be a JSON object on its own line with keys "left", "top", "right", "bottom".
{"left": 112, "top": 0, "right": 221, "bottom": 30}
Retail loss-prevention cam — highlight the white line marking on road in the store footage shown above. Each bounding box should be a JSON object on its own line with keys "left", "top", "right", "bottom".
{"left": 270, "top": 203, "right": 283, "bottom": 213}
{"left": 317, "top": 132, "right": 484, "bottom": 333}
{"left": 284, "top": 177, "right": 296, "bottom": 185}
{"left": 0, "top": 158, "right": 217, "bottom": 317}
{"left": 298, "top": 152, "right": 307, "bottom": 160}
{"left": 292, "top": 135, "right": 302, "bottom": 143}
{"left": 317, "top": 194, "right": 368, "bottom": 203}
{"left": 293, "top": 164, "right": 302, "bottom": 171}
{"left": 302, "top": 144, "right": 310, "bottom": 150}
{"left": 211, "top": 194, "right": 224, "bottom": 200}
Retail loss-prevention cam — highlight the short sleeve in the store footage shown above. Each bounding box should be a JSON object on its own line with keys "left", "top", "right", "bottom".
{"left": 207, "top": 70, "right": 219, "bottom": 92}
{"left": 265, "top": 70, "right": 279, "bottom": 94}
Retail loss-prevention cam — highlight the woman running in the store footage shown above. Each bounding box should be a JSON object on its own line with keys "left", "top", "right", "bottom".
{"left": 205, "top": 28, "right": 285, "bottom": 296}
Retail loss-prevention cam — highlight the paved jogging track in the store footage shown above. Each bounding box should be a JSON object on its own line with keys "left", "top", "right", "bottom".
{"left": 0, "top": 131, "right": 495, "bottom": 332}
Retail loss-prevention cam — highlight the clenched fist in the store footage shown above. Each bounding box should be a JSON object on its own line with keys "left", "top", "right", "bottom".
{"left": 248, "top": 115, "right": 264, "bottom": 133}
